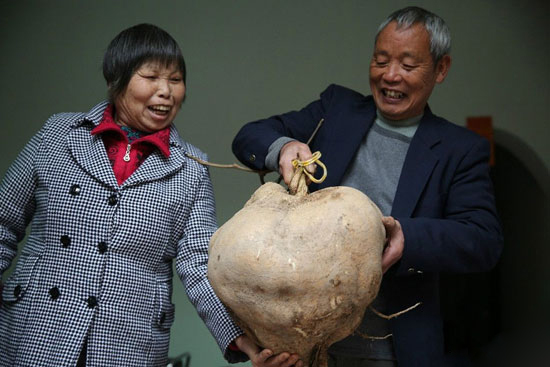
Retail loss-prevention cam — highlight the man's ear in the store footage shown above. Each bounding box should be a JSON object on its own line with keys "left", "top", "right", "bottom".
{"left": 435, "top": 54, "right": 452, "bottom": 84}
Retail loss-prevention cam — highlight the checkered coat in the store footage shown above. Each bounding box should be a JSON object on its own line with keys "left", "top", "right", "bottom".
{"left": 0, "top": 101, "right": 244, "bottom": 366}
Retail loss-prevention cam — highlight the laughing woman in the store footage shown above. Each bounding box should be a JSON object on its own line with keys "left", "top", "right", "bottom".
{"left": 0, "top": 24, "right": 301, "bottom": 367}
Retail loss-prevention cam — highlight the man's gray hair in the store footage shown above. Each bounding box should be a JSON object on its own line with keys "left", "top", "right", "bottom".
{"left": 376, "top": 6, "right": 451, "bottom": 63}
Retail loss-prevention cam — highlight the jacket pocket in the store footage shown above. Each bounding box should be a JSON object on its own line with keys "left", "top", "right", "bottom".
{"left": 2, "top": 252, "right": 41, "bottom": 304}
{"left": 155, "top": 281, "right": 175, "bottom": 330}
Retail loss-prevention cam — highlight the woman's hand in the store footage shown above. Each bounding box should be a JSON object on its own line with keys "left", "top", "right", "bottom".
{"left": 234, "top": 335, "right": 303, "bottom": 367}
{"left": 279, "top": 141, "right": 315, "bottom": 186}
{"left": 381, "top": 216, "right": 405, "bottom": 273}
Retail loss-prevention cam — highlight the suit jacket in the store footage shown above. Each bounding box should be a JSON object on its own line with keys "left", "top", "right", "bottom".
{"left": 0, "top": 101, "right": 244, "bottom": 366}
{"left": 232, "top": 84, "right": 503, "bottom": 366}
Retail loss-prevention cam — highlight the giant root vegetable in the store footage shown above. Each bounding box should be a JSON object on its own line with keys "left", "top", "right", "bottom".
{"left": 208, "top": 171, "right": 385, "bottom": 367}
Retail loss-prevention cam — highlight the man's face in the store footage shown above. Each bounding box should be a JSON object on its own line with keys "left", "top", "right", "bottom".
{"left": 369, "top": 21, "right": 450, "bottom": 121}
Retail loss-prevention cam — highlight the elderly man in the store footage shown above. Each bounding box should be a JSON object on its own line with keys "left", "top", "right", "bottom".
{"left": 232, "top": 6, "right": 503, "bottom": 367}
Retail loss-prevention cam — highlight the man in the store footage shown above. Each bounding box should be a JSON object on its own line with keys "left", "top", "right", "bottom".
{"left": 232, "top": 6, "right": 503, "bottom": 367}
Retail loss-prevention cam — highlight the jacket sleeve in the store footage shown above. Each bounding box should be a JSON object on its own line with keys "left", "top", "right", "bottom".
{"left": 396, "top": 138, "right": 503, "bottom": 275}
{"left": 0, "top": 128, "right": 44, "bottom": 276}
{"left": 174, "top": 163, "right": 247, "bottom": 363}
{"left": 231, "top": 85, "right": 337, "bottom": 170}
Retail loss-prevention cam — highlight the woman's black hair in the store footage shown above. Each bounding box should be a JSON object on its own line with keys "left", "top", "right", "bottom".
{"left": 103, "top": 23, "right": 186, "bottom": 103}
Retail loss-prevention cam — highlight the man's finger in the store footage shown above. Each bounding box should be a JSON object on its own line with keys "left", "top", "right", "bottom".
{"left": 280, "top": 163, "right": 295, "bottom": 185}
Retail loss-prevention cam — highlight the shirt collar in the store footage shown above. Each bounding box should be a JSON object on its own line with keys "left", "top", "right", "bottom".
{"left": 91, "top": 104, "right": 171, "bottom": 158}
{"left": 376, "top": 109, "right": 423, "bottom": 127}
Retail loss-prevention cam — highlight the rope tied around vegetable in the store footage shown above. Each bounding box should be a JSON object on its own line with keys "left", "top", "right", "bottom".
{"left": 288, "top": 151, "right": 327, "bottom": 196}
{"left": 185, "top": 118, "right": 327, "bottom": 186}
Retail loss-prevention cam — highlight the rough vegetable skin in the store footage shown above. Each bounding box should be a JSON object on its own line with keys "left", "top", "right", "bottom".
{"left": 208, "top": 182, "right": 385, "bottom": 366}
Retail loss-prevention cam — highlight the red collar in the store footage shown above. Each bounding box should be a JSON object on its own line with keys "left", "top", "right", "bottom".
{"left": 91, "top": 104, "right": 171, "bottom": 158}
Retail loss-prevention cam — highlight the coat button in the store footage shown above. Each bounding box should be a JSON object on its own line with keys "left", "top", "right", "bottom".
{"left": 49, "top": 287, "right": 60, "bottom": 300}
{"left": 69, "top": 184, "right": 81, "bottom": 196}
{"left": 14, "top": 285, "right": 22, "bottom": 298}
{"left": 87, "top": 296, "right": 98, "bottom": 308}
{"left": 108, "top": 194, "right": 118, "bottom": 206}
{"left": 160, "top": 312, "right": 166, "bottom": 324}
{"left": 249, "top": 154, "right": 256, "bottom": 162}
{"left": 98, "top": 242, "right": 108, "bottom": 254}
{"left": 60, "top": 235, "right": 71, "bottom": 248}
{"left": 408, "top": 267, "right": 416, "bottom": 273}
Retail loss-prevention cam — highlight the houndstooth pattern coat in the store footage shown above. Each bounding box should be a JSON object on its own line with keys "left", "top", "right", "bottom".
{"left": 0, "top": 101, "right": 244, "bottom": 366}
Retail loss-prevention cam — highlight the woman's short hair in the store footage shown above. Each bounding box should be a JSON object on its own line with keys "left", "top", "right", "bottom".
{"left": 103, "top": 23, "right": 186, "bottom": 103}
{"left": 375, "top": 6, "right": 451, "bottom": 64}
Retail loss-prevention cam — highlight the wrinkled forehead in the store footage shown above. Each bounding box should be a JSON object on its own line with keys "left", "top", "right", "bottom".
{"left": 380, "top": 21, "right": 428, "bottom": 39}
{"left": 375, "top": 22, "right": 430, "bottom": 50}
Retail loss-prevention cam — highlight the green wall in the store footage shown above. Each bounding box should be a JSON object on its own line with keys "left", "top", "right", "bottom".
{"left": 1, "top": 1, "right": 549, "bottom": 366}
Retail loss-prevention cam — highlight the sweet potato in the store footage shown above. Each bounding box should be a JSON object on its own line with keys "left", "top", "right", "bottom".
{"left": 208, "top": 181, "right": 385, "bottom": 366}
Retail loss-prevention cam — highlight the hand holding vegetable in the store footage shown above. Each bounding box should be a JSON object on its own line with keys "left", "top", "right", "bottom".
{"left": 235, "top": 335, "right": 303, "bottom": 367}
{"left": 381, "top": 216, "right": 405, "bottom": 273}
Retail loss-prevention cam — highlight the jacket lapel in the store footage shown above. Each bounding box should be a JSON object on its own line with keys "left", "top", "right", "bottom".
{"left": 314, "top": 96, "right": 377, "bottom": 190}
{"left": 67, "top": 128, "right": 119, "bottom": 189}
{"left": 67, "top": 102, "right": 119, "bottom": 189}
{"left": 122, "top": 126, "right": 186, "bottom": 187}
{"left": 391, "top": 110, "right": 441, "bottom": 218}
{"left": 67, "top": 101, "right": 186, "bottom": 189}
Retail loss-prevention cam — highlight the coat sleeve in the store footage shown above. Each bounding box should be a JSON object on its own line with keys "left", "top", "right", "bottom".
{"left": 174, "top": 163, "right": 248, "bottom": 363}
{"left": 231, "top": 85, "right": 337, "bottom": 170}
{"left": 0, "top": 127, "right": 44, "bottom": 276}
{"left": 396, "top": 137, "right": 503, "bottom": 275}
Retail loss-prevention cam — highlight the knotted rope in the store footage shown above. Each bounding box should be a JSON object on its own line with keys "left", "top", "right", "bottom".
{"left": 292, "top": 151, "right": 327, "bottom": 184}
{"left": 186, "top": 118, "right": 327, "bottom": 188}
{"left": 288, "top": 151, "right": 327, "bottom": 196}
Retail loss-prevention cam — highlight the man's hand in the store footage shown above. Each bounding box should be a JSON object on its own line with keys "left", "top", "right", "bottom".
{"left": 381, "top": 216, "right": 405, "bottom": 273}
{"left": 235, "top": 335, "right": 303, "bottom": 367}
{"left": 279, "top": 141, "right": 315, "bottom": 185}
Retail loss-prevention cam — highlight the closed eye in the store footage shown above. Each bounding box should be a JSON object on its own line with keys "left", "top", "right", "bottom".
{"left": 373, "top": 59, "right": 388, "bottom": 67}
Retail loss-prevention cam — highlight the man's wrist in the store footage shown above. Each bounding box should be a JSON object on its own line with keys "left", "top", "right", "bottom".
{"left": 266, "top": 137, "right": 296, "bottom": 171}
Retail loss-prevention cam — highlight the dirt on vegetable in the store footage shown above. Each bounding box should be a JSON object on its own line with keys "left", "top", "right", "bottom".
{"left": 208, "top": 181, "right": 385, "bottom": 367}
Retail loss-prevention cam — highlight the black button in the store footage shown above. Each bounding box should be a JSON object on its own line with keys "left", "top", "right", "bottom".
{"left": 160, "top": 312, "right": 166, "bottom": 324}
{"left": 98, "top": 242, "right": 108, "bottom": 254}
{"left": 249, "top": 154, "right": 256, "bottom": 162}
{"left": 69, "top": 184, "right": 81, "bottom": 196}
{"left": 60, "top": 235, "right": 71, "bottom": 248}
{"left": 14, "top": 285, "right": 22, "bottom": 297}
{"left": 49, "top": 287, "right": 60, "bottom": 300}
{"left": 108, "top": 194, "right": 118, "bottom": 206}
{"left": 87, "top": 296, "right": 98, "bottom": 308}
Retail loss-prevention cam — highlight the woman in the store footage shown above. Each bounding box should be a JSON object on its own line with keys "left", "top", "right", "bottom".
{"left": 0, "top": 24, "right": 301, "bottom": 367}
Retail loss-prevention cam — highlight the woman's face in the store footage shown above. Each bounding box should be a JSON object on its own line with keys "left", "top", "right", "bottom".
{"left": 115, "top": 61, "right": 185, "bottom": 133}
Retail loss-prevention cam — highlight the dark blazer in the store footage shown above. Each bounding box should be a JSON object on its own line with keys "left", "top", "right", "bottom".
{"left": 232, "top": 84, "right": 503, "bottom": 366}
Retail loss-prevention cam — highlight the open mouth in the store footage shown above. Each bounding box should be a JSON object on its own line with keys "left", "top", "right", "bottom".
{"left": 382, "top": 89, "right": 405, "bottom": 99}
{"left": 148, "top": 105, "right": 171, "bottom": 115}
